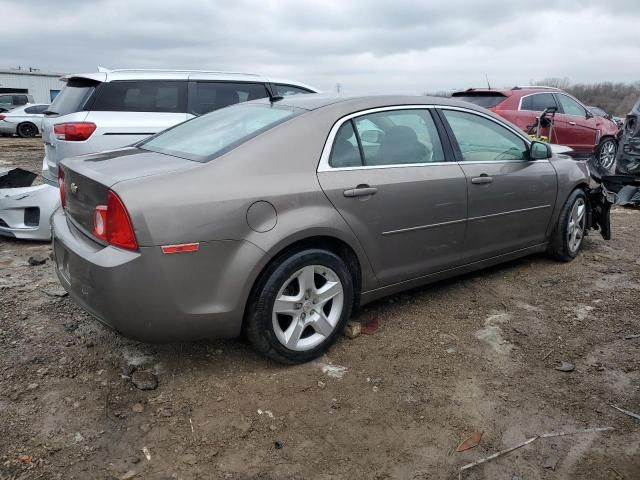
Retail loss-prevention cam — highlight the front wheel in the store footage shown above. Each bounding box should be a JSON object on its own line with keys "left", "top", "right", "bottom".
{"left": 245, "top": 249, "right": 354, "bottom": 364}
{"left": 596, "top": 137, "right": 617, "bottom": 172}
{"left": 547, "top": 189, "right": 587, "bottom": 262}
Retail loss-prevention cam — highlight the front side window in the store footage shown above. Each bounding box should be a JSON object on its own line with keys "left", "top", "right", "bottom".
{"left": 274, "top": 84, "right": 312, "bottom": 96}
{"left": 556, "top": 94, "right": 587, "bottom": 117}
{"left": 520, "top": 93, "right": 557, "bottom": 112}
{"left": 442, "top": 109, "right": 528, "bottom": 162}
{"left": 91, "top": 81, "right": 188, "bottom": 113}
{"left": 140, "top": 103, "right": 300, "bottom": 162}
{"left": 191, "top": 82, "right": 269, "bottom": 115}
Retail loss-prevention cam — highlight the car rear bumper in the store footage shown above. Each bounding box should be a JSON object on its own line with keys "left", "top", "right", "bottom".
{"left": 51, "top": 209, "right": 267, "bottom": 342}
{"left": 0, "top": 183, "right": 59, "bottom": 240}
{"left": 0, "top": 123, "right": 16, "bottom": 135}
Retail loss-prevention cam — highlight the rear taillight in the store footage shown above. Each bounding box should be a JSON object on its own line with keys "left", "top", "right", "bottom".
{"left": 57, "top": 168, "right": 66, "bottom": 208}
{"left": 54, "top": 122, "right": 96, "bottom": 141}
{"left": 0, "top": 114, "right": 5, "bottom": 121}
{"left": 92, "top": 191, "right": 138, "bottom": 250}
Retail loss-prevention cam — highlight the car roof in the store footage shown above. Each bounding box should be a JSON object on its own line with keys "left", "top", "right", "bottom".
{"left": 61, "top": 69, "right": 317, "bottom": 91}
{"left": 273, "top": 94, "right": 494, "bottom": 112}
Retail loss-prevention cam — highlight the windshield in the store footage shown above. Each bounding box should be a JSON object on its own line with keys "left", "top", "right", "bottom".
{"left": 452, "top": 94, "right": 507, "bottom": 109}
{"left": 140, "top": 103, "right": 302, "bottom": 162}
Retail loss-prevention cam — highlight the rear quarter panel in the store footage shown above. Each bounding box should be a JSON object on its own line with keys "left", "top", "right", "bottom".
{"left": 545, "top": 155, "right": 591, "bottom": 236}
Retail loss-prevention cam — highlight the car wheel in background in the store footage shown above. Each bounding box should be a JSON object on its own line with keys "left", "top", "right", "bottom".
{"left": 596, "top": 137, "right": 617, "bottom": 172}
{"left": 547, "top": 189, "right": 587, "bottom": 262}
{"left": 17, "top": 122, "right": 38, "bottom": 138}
{"left": 245, "top": 249, "right": 354, "bottom": 364}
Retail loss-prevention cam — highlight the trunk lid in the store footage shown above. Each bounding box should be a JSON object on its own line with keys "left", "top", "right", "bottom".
{"left": 61, "top": 147, "right": 198, "bottom": 236}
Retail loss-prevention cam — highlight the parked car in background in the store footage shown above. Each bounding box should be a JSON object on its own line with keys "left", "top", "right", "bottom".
{"left": 53, "top": 95, "right": 610, "bottom": 363}
{"left": 0, "top": 93, "right": 35, "bottom": 112}
{"left": 615, "top": 96, "right": 640, "bottom": 176}
{"left": 587, "top": 105, "right": 624, "bottom": 128}
{"left": 452, "top": 87, "right": 620, "bottom": 171}
{"left": 0, "top": 104, "right": 49, "bottom": 137}
{"left": 41, "top": 69, "right": 318, "bottom": 187}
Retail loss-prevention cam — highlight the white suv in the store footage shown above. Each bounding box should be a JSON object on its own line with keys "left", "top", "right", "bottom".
{"left": 41, "top": 69, "right": 317, "bottom": 186}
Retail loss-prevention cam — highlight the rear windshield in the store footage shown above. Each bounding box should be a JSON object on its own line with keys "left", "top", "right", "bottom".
{"left": 91, "top": 80, "right": 188, "bottom": 113}
{"left": 139, "top": 103, "right": 301, "bottom": 162}
{"left": 452, "top": 93, "right": 507, "bottom": 109}
{"left": 48, "top": 78, "right": 98, "bottom": 115}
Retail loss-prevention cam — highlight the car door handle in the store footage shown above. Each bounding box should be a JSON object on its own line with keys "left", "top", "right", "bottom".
{"left": 569, "top": 121, "right": 576, "bottom": 126}
{"left": 471, "top": 175, "right": 493, "bottom": 185}
{"left": 343, "top": 185, "right": 377, "bottom": 197}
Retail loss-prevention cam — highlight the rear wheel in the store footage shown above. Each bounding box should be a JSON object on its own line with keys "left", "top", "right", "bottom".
{"left": 596, "top": 137, "right": 617, "bottom": 172}
{"left": 547, "top": 189, "right": 587, "bottom": 262}
{"left": 245, "top": 249, "right": 354, "bottom": 364}
{"left": 17, "top": 122, "right": 38, "bottom": 138}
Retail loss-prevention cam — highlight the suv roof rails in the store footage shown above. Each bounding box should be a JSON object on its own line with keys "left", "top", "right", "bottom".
{"left": 105, "top": 68, "right": 261, "bottom": 77}
{"left": 512, "top": 85, "right": 562, "bottom": 91}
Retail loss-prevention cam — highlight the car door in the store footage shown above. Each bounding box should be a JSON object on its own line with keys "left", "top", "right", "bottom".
{"left": 317, "top": 107, "right": 468, "bottom": 287}
{"left": 438, "top": 108, "right": 557, "bottom": 264}
{"left": 553, "top": 93, "right": 598, "bottom": 154}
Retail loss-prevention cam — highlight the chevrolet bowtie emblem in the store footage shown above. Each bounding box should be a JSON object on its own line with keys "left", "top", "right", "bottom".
{"left": 70, "top": 183, "right": 79, "bottom": 194}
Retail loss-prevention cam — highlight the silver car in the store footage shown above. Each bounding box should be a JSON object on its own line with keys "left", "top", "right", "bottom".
{"left": 52, "top": 95, "right": 611, "bottom": 363}
{"left": 0, "top": 104, "right": 48, "bottom": 137}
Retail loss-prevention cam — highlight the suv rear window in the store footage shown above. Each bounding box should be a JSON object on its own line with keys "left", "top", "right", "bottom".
{"left": 91, "top": 80, "right": 188, "bottom": 113}
{"left": 452, "top": 93, "right": 507, "bottom": 109}
{"left": 140, "top": 103, "right": 301, "bottom": 162}
{"left": 48, "top": 78, "right": 98, "bottom": 115}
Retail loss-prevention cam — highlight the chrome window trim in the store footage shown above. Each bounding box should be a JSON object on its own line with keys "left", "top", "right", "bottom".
{"left": 517, "top": 92, "right": 557, "bottom": 112}
{"left": 317, "top": 104, "right": 533, "bottom": 172}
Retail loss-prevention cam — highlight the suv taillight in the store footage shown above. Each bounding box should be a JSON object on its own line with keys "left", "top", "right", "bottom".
{"left": 58, "top": 168, "right": 66, "bottom": 208}
{"left": 93, "top": 191, "right": 138, "bottom": 250}
{"left": 0, "top": 114, "right": 5, "bottom": 121}
{"left": 54, "top": 122, "right": 96, "bottom": 141}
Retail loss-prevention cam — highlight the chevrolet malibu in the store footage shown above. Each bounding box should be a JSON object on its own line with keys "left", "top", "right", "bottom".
{"left": 52, "top": 95, "right": 610, "bottom": 363}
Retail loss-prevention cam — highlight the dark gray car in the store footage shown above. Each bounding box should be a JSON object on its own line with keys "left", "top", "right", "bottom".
{"left": 52, "top": 95, "right": 611, "bottom": 363}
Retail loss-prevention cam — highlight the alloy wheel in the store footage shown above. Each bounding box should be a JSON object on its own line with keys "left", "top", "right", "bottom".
{"left": 598, "top": 140, "right": 616, "bottom": 170}
{"left": 567, "top": 198, "right": 586, "bottom": 253}
{"left": 272, "top": 265, "right": 344, "bottom": 351}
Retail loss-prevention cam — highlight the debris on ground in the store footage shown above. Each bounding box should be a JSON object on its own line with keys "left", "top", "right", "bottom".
{"left": 27, "top": 255, "right": 48, "bottom": 266}
{"left": 273, "top": 440, "right": 284, "bottom": 450}
{"left": 142, "top": 447, "right": 151, "bottom": 461}
{"left": 544, "top": 453, "right": 561, "bottom": 470}
{"left": 459, "top": 427, "right": 613, "bottom": 478}
{"left": 343, "top": 320, "right": 361, "bottom": 338}
{"left": 456, "top": 431, "right": 483, "bottom": 452}
{"left": 555, "top": 361, "right": 575, "bottom": 372}
{"left": 43, "top": 288, "right": 69, "bottom": 298}
{"left": 318, "top": 362, "right": 348, "bottom": 379}
{"left": 0, "top": 167, "right": 37, "bottom": 188}
{"left": 610, "top": 404, "right": 640, "bottom": 421}
{"left": 361, "top": 316, "right": 380, "bottom": 335}
{"left": 624, "top": 334, "right": 640, "bottom": 340}
{"left": 131, "top": 370, "right": 158, "bottom": 390}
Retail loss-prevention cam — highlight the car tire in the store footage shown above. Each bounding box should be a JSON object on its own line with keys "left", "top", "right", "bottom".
{"left": 17, "top": 122, "right": 38, "bottom": 138}
{"left": 547, "top": 189, "right": 587, "bottom": 262}
{"left": 245, "top": 249, "right": 354, "bottom": 364}
{"left": 595, "top": 137, "right": 617, "bottom": 173}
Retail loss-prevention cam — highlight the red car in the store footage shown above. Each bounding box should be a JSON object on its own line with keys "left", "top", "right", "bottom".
{"left": 452, "top": 87, "right": 619, "bottom": 170}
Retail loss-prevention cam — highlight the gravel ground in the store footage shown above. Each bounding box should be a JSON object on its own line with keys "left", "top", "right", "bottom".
{"left": 1, "top": 138, "right": 639, "bottom": 480}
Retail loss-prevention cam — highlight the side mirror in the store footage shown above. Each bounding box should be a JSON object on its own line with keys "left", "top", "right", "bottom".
{"left": 360, "top": 130, "right": 383, "bottom": 144}
{"left": 530, "top": 141, "right": 552, "bottom": 160}
{"left": 585, "top": 110, "right": 594, "bottom": 119}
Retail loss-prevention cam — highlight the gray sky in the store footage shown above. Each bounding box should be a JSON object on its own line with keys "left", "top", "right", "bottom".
{"left": 2, "top": 0, "right": 639, "bottom": 94}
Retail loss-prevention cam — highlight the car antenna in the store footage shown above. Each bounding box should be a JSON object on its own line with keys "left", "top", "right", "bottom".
{"left": 485, "top": 73, "right": 492, "bottom": 90}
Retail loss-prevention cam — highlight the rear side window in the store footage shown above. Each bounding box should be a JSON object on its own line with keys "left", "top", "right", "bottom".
{"left": 520, "top": 93, "right": 557, "bottom": 112}
{"left": 49, "top": 78, "right": 98, "bottom": 115}
{"left": 24, "top": 105, "right": 49, "bottom": 114}
{"left": 12, "top": 95, "right": 28, "bottom": 106}
{"left": 191, "top": 82, "right": 269, "bottom": 115}
{"left": 442, "top": 109, "right": 528, "bottom": 162}
{"left": 273, "top": 84, "right": 312, "bottom": 96}
{"left": 91, "top": 80, "right": 188, "bottom": 113}
{"left": 452, "top": 93, "right": 506, "bottom": 109}
{"left": 140, "top": 103, "right": 300, "bottom": 162}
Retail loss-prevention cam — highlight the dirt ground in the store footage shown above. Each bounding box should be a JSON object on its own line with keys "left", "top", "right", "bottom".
{"left": 1, "top": 137, "right": 639, "bottom": 480}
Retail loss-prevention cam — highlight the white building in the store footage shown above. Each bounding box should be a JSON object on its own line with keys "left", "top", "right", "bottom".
{"left": 0, "top": 69, "right": 65, "bottom": 104}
